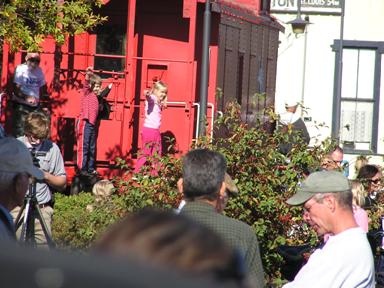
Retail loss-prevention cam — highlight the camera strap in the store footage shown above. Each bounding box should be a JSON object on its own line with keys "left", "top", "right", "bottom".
{"left": 31, "top": 140, "right": 52, "bottom": 157}
{"left": 38, "top": 140, "right": 51, "bottom": 154}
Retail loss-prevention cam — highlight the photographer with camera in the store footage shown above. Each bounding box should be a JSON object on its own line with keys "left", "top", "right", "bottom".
{"left": 12, "top": 112, "right": 66, "bottom": 247}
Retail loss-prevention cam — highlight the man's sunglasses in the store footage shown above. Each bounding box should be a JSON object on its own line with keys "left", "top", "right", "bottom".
{"left": 28, "top": 58, "right": 40, "bottom": 63}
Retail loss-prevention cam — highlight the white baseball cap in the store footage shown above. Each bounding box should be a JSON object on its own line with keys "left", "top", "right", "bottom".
{"left": 285, "top": 98, "right": 300, "bottom": 108}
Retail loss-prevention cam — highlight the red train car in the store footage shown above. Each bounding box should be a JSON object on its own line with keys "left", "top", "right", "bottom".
{"left": 1, "top": 0, "right": 283, "bottom": 181}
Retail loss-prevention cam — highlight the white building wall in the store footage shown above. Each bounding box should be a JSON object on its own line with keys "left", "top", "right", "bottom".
{"left": 272, "top": 0, "right": 384, "bottom": 176}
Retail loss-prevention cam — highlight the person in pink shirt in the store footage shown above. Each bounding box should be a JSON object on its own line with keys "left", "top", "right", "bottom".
{"left": 134, "top": 81, "right": 168, "bottom": 174}
{"left": 350, "top": 179, "right": 369, "bottom": 232}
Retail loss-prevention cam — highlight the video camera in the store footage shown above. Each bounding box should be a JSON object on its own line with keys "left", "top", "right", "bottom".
{"left": 29, "top": 148, "right": 47, "bottom": 168}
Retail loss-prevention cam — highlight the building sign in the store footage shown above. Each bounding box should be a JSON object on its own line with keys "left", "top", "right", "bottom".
{"left": 271, "top": 0, "right": 342, "bottom": 14}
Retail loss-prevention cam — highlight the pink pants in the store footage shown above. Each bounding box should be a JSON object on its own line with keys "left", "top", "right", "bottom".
{"left": 134, "top": 126, "right": 162, "bottom": 174}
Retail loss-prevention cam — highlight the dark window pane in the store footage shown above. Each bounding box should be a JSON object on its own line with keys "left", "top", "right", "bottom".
{"left": 94, "top": 25, "right": 126, "bottom": 79}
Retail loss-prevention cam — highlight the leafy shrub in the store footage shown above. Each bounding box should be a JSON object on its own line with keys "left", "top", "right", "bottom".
{"left": 53, "top": 156, "right": 182, "bottom": 250}
{"left": 52, "top": 193, "right": 126, "bottom": 249}
{"left": 194, "top": 102, "right": 326, "bottom": 284}
{"left": 367, "top": 194, "right": 384, "bottom": 231}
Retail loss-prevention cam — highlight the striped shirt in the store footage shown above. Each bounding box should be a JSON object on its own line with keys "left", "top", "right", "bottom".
{"left": 79, "top": 80, "right": 99, "bottom": 125}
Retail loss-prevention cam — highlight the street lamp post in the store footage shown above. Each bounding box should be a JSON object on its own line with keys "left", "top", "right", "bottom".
{"left": 300, "top": 15, "right": 309, "bottom": 116}
{"left": 287, "top": 1, "right": 311, "bottom": 116}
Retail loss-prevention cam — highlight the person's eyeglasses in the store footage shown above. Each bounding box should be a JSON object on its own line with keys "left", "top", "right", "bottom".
{"left": 26, "top": 134, "right": 42, "bottom": 144}
{"left": 28, "top": 58, "right": 40, "bottom": 64}
{"left": 369, "top": 179, "right": 381, "bottom": 184}
{"left": 330, "top": 159, "right": 344, "bottom": 166}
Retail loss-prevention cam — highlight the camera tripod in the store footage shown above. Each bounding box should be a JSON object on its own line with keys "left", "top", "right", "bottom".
{"left": 14, "top": 178, "right": 55, "bottom": 248}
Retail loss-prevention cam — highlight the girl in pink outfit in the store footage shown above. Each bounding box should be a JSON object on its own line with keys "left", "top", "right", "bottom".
{"left": 134, "top": 81, "right": 168, "bottom": 174}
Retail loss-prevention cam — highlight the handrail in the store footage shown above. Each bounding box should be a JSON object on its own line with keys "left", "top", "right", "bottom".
{"left": 192, "top": 103, "right": 200, "bottom": 139}
{"left": 207, "top": 102, "right": 215, "bottom": 140}
{"left": 192, "top": 102, "right": 215, "bottom": 140}
{"left": 166, "top": 101, "right": 188, "bottom": 109}
{"left": 57, "top": 51, "right": 126, "bottom": 58}
{"left": 131, "top": 56, "right": 191, "bottom": 64}
{"left": 59, "top": 68, "right": 126, "bottom": 77}
{"left": 131, "top": 101, "right": 189, "bottom": 109}
{"left": 0, "top": 92, "right": 4, "bottom": 119}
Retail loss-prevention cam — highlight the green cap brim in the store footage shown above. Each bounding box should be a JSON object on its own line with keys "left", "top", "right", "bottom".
{"left": 286, "top": 191, "right": 314, "bottom": 206}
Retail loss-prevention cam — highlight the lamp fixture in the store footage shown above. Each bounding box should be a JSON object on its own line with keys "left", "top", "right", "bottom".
{"left": 288, "top": 16, "right": 310, "bottom": 34}
{"left": 287, "top": 1, "right": 311, "bottom": 35}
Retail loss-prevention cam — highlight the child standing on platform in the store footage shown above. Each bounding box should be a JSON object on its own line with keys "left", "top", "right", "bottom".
{"left": 134, "top": 81, "right": 168, "bottom": 174}
{"left": 77, "top": 67, "right": 102, "bottom": 175}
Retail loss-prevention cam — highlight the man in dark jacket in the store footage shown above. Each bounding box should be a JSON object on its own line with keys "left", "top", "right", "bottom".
{"left": 178, "top": 149, "right": 265, "bottom": 288}
{"left": 0, "top": 137, "right": 44, "bottom": 241}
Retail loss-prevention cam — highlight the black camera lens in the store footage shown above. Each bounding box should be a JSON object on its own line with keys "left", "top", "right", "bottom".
{"left": 30, "top": 148, "right": 40, "bottom": 168}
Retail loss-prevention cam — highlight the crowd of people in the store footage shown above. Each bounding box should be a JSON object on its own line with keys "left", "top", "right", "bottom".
{"left": 0, "top": 129, "right": 381, "bottom": 287}
{"left": 0, "top": 52, "right": 382, "bottom": 287}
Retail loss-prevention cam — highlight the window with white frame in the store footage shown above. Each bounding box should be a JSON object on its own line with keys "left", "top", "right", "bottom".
{"left": 333, "top": 41, "right": 384, "bottom": 153}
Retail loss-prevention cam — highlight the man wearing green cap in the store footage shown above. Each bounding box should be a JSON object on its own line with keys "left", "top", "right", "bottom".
{"left": 283, "top": 170, "right": 374, "bottom": 287}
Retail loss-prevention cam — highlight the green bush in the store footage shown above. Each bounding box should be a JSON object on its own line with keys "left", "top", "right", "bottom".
{"left": 53, "top": 156, "right": 183, "bottom": 250}
{"left": 194, "top": 103, "right": 326, "bottom": 284}
{"left": 52, "top": 193, "right": 126, "bottom": 249}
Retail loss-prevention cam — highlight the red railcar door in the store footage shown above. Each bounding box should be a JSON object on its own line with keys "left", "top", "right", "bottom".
{"left": 55, "top": 0, "right": 132, "bottom": 177}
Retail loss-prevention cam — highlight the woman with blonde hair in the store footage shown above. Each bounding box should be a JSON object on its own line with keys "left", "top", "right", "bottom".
{"left": 92, "top": 179, "right": 114, "bottom": 202}
{"left": 350, "top": 179, "right": 369, "bottom": 232}
{"left": 86, "top": 179, "right": 114, "bottom": 212}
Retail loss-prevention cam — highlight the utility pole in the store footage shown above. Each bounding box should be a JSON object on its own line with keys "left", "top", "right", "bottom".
{"left": 332, "top": 0, "right": 345, "bottom": 141}
{"left": 198, "top": 0, "right": 211, "bottom": 137}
